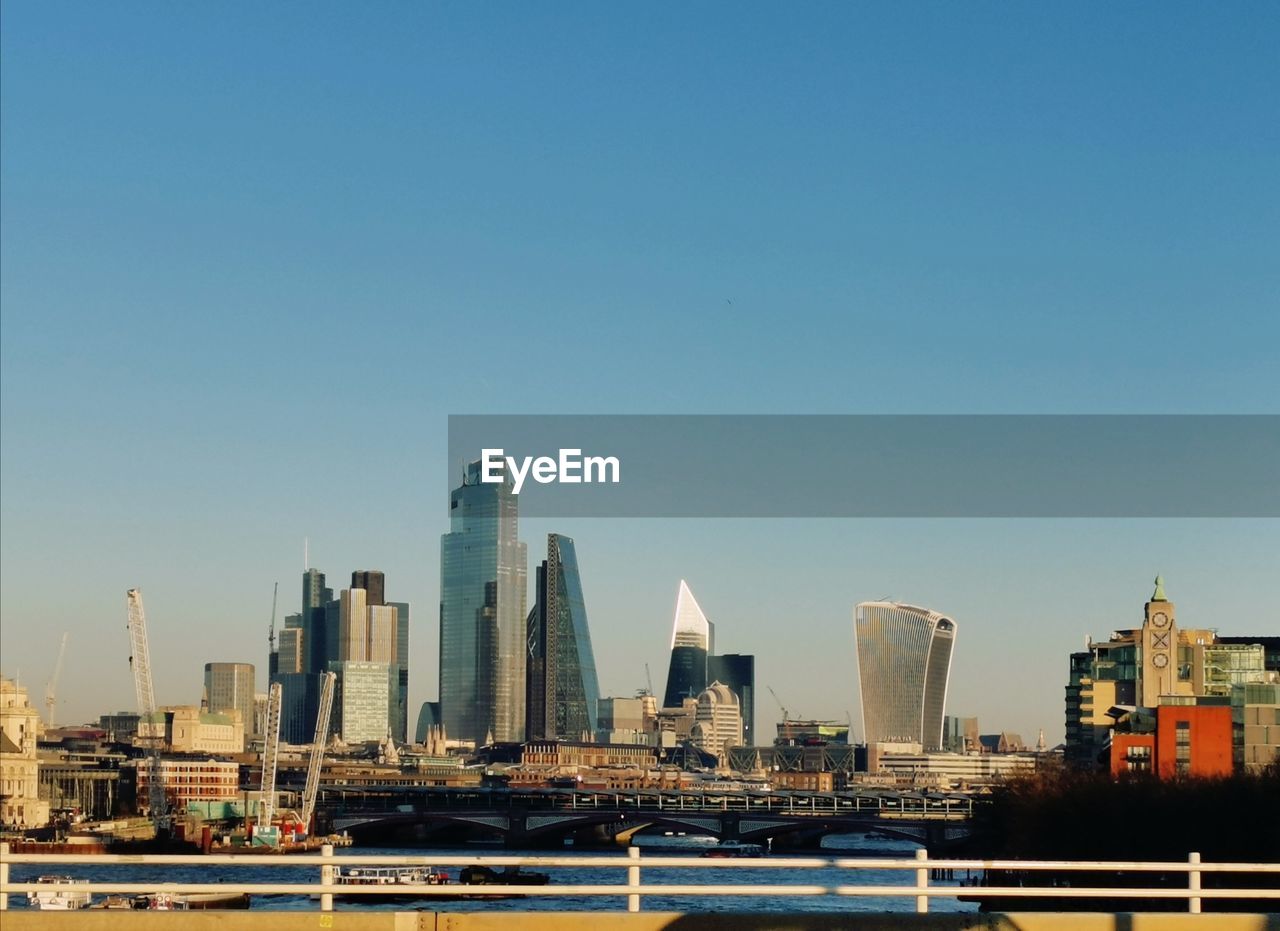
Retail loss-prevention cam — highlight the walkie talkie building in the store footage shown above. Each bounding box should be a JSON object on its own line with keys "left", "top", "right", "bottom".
{"left": 854, "top": 602, "right": 957, "bottom": 751}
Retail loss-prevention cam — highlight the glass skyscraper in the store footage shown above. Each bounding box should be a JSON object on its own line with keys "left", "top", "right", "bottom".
{"left": 854, "top": 602, "right": 957, "bottom": 751}
{"left": 440, "top": 460, "right": 527, "bottom": 743}
{"left": 662, "top": 580, "right": 712, "bottom": 709}
{"left": 525, "top": 534, "right": 601, "bottom": 741}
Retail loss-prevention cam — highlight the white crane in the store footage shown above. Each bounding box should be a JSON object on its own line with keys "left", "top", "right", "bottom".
{"left": 767, "top": 685, "right": 794, "bottom": 722}
{"left": 299, "top": 671, "right": 336, "bottom": 837}
{"left": 267, "top": 581, "right": 278, "bottom": 655}
{"left": 126, "top": 589, "right": 167, "bottom": 826}
{"left": 257, "top": 681, "right": 283, "bottom": 843}
{"left": 44, "top": 632, "right": 70, "bottom": 726}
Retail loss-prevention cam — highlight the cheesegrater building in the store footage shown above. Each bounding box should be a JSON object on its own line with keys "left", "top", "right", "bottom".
{"left": 854, "top": 602, "right": 957, "bottom": 751}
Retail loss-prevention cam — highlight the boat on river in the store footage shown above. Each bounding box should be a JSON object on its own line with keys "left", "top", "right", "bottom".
{"left": 334, "top": 866, "right": 452, "bottom": 902}
{"left": 334, "top": 864, "right": 550, "bottom": 901}
{"left": 701, "top": 841, "right": 765, "bottom": 858}
{"left": 92, "top": 892, "right": 251, "bottom": 910}
{"left": 26, "top": 876, "right": 93, "bottom": 910}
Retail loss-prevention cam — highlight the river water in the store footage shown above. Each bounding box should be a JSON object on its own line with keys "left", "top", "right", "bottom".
{"left": 7, "top": 834, "right": 978, "bottom": 913}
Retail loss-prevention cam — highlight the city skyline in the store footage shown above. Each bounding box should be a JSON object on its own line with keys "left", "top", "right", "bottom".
{"left": 5, "top": 523, "right": 1275, "bottom": 752}
{"left": 2, "top": 5, "right": 1277, "bottom": 748}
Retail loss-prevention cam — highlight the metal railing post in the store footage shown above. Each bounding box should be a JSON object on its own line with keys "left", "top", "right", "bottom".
{"left": 1, "top": 841, "right": 9, "bottom": 911}
{"left": 627, "top": 844, "right": 641, "bottom": 912}
{"left": 320, "top": 842, "right": 334, "bottom": 911}
{"left": 1188, "top": 851, "right": 1201, "bottom": 914}
{"left": 915, "top": 847, "right": 929, "bottom": 913}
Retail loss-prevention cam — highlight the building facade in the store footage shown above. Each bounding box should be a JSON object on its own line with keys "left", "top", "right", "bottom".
{"left": 330, "top": 660, "right": 396, "bottom": 743}
{"left": 1066, "top": 578, "right": 1276, "bottom": 770}
{"left": 0, "top": 677, "right": 50, "bottom": 828}
{"left": 525, "top": 534, "right": 601, "bottom": 741}
{"left": 691, "top": 681, "right": 743, "bottom": 763}
{"left": 1110, "top": 704, "right": 1233, "bottom": 779}
{"left": 707, "top": 653, "right": 755, "bottom": 747}
{"left": 134, "top": 758, "right": 238, "bottom": 814}
{"left": 203, "top": 663, "right": 257, "bottom": 739}
{"left": 440, "top": 460, "right": 527, "bottom": 743}
{"left": 854, "top": 602, "right": 957, "bottom": 751}
{"left": 137, "top": 707, "right": 245, "bottom": 754}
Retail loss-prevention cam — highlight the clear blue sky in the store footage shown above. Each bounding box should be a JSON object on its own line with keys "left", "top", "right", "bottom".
{"left": 2, "top": 4, "right": 1277, "bottom": 741}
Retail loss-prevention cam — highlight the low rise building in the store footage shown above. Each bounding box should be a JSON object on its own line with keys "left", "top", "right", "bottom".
{"left": 132, "top": 757, "right": 239, "bottom": 814}
{"left": 0, "top": 677, "right": 51, "bottom": 828}
{"left": 137, "top": 707, "right": 245, "bottom": 754}
{"left": 865, "top": 750, "right": 1040, "bottom": 789}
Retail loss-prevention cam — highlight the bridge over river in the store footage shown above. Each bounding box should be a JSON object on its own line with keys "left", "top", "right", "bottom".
{"left": 321, "top": 786, "right": 978, "bottom": 850}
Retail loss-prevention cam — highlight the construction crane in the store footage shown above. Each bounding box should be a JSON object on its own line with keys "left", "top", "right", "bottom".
{"left": 256, "top": 681, "right": 283, "bottom": 846}
{"left": 645, "top": 663, "right": 654, "bottom": 697}
{"left": 126, "top": 589, "right": 167, "bottom": 827}
{"left": 298, "top": 671, "right": 336, "bottom": 838}
{"left": 44, "top": 632, "right": 70, "bottom": 726}
{"left": 767, "top": 685, "right": 794, "bottom": 722}
{"left": 267, "top": 581, "right": 278, "bottom": 654}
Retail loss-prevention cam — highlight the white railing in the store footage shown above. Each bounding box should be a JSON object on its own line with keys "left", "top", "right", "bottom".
{"left": 2, "top": 843, "right": 1278, "bottom": 914}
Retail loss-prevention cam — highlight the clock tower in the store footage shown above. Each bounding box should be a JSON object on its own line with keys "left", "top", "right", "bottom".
{"left": 1140, "top": 575, "right": 1177, "bottom": 708}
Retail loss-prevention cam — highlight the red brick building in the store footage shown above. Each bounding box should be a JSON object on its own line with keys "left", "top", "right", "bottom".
{"left": 1110, "top": 705, "right": 1232, "bottom": 778}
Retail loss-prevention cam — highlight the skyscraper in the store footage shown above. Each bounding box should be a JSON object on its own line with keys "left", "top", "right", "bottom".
{"left": 203, "top": 662, "right": 256, "bottom": 740}
{"left": 390, "top": 601, "right": 410, "bottom": 742}
{"left": 302, "top": 568, "right": 332, "bottom": 676}
{"left": 525, "top": 534, "right": 601, "bottom": 741}
{"left": 280, "top": 567, "right": 409, "bottom": 744}
{"left": 662, "top": 580, "right": 712, "bottom": 709}
{"left": 440, "top": 460, "right": 527, "bottom": 743}
{"left": 854, "top": 602, "right": 957, "bottom": 751}
{"left": 351, "top": 569, "right": 386, "bottom": 608}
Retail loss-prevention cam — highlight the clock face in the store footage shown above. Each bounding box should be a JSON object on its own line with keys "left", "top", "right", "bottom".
{"left": 1153, "top": 652, "right": 1169, "bottom": 668}
{"left": 1152, "top": 611, "right": 1170, "bottom": 629}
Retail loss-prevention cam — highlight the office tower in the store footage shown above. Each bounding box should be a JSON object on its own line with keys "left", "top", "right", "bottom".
{"left": 662, "top": 580, "right": 711, "bottom": 709}
{"left": 302, "top": 569, "right": 332, "bottom": 676}
{"left": 329, "top": 660, "right": 394, "bottom": 743}
{"left": 707, "top": 653, "right": 755, "bottom": 746}
{"left": 691, "top": 681, "right": 743, "bottom": 762}
{"left": 277, "top": 623, "right": 304, "bottom": 676}
{"left": 854, "top": 602, "right": 957, "bottom": 751}
{"left": 525, "top": 534, "right": 601, "bottom": 741}
{"left": 391, "top": 602, "right": 410, "bottom": 742}
{"left": 440, "top": 460, "right": 527, "bottom": 743}
{"left": 352, "top": 570, "right": 386, "bottom": 607}
{"left": 339, "top": 588, "right": 369, "bottom": 660}
{"left": 278, "top": 673, "right": 319, "bottom": 744}
{"left": 203, "top": 663, "right": 257, "bottom": 739}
